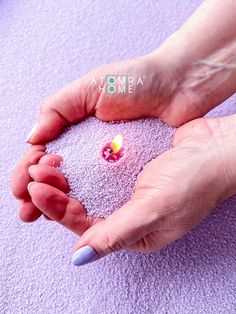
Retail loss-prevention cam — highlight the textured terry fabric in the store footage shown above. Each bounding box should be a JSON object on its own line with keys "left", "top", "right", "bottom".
{"left": 46, "top": 118, "right": 174, "bottom": 217}
{"left": 1, "top": 1, "right": 236, "bottom": 314}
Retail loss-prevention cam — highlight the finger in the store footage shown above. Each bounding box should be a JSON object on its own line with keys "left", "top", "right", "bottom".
{"left": 15, "top": 152, "right": 63, "bottom": 222}
{"left": 39, "top": 154, "right": 63, "bottom": 167}
{"left": 27, "top": 79, "right": 96, "bottom": 144}
{"left": 71, "top": 195, "right": 163, "bottom": 266}
{"left": 19, "top": 200, "right": 42, "bottom": 222}
{"left": 27, "top": 182, "right": 100, "bottom": 235}
{"left": 11, "top": 145, "right": 46, "bottom": 200}
{"left": 28, "top": 164, "right": 69, "bottom": 193}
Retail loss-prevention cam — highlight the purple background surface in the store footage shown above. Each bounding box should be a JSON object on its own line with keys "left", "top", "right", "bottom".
{"left": 0, "top": 1, "right": 235, "bottom": 313}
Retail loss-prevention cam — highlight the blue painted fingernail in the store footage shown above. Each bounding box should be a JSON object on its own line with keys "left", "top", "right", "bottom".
{"left": 72, "top": 245, "right": 99, "bottom": 266}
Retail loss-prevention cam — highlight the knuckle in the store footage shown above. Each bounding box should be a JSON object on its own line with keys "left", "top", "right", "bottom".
{"left": 27, "top": 151, "right": 45, "bottom": 165}
{"left": 40, "top": 96, "right": 53, "bottom": 112}
{"left": 11, "top": 184, "right": 21, "bottom": 199}
{"left": 102, "top": 232, "right": 126, "bottom": 254}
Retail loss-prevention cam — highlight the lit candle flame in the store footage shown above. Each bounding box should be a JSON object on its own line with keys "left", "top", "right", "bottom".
{"left": 110, "top": 134, "right": 123, "bottom": 154}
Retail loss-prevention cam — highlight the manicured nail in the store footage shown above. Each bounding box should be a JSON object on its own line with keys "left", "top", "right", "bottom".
{"left": 72, "top": 245, "right": 99, "bottom": 266}
{"left": 26, "top": 123, "right": 38, "bottom": 143}
{"left": 27, "top": 182, "right": 36, "bottom": 193}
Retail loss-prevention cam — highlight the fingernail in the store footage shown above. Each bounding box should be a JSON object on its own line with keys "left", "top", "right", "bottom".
{"left": 72, "top": 245, "right": 99, "bottom": 266}
{"left": 27, "top": 182, "right": 36, "bottom": 193}
{"left": 28, "top": 165, "right": 35, "bottom": 178}
{"left": 26, "top": 123, "right": 38, "bottom": 143}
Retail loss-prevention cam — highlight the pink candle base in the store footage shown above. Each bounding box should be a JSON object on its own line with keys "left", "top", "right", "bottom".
{"left": 102, "top": 142, "right": 124, "bottom": 163}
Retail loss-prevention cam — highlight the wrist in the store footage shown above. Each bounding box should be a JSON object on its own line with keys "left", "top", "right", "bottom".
{"left": 202, "top": 114, "right": 236, "bottom": 200}
{"left": 148, "top": 31, "right": 236, "bottom": 125}
{"left": 217, "top": 114, "right": 236, "bottom": 198}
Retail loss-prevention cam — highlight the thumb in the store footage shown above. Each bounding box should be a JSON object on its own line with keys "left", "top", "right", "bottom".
{"left": 71, "top": 196, "right": 161, "bottom": 267}
{"left": 26, "top": 79, "right": 96, "bottom": 144}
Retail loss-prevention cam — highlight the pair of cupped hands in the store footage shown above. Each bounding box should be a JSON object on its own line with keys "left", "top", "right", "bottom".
{"left": 11, "top": 53, "right": 236, "bottom": 266}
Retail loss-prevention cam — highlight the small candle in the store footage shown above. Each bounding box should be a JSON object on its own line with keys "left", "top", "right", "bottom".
{"left": 102, "top": 134, "right": 124, "bottom": 163}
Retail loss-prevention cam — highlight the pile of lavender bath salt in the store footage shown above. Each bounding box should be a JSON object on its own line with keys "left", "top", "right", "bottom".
{"left": 46, "top": 117, "right": 175, "bottom": 217}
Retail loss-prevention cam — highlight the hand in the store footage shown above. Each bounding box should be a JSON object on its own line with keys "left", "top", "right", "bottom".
{"left": 25, "top": 115, "right": 236, "bottom": 266}
{"left": 11, "top": 49, "right": 204, "bottom": 222}
{"left": 11, "top": 8, "right": 236, "bottom": 222}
